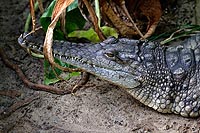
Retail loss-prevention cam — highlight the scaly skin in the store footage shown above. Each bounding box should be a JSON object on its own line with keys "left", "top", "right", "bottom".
{"left": 18, "top": 33, "right": 200, "bottom": 117}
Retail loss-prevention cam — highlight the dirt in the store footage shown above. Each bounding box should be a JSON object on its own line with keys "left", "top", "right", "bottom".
{"left": 0, "top": 0, "right": 200, "bottom": 132}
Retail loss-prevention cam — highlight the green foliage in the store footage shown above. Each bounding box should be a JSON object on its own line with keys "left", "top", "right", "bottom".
{"left": 148, "top": 24, "right": 200, "bottom": 44}
{"left": 40, "top": 0, "right": 86, "bottom": 40}
{"left": 39, "top": 0, "right": 118, "bottom": 84}
{"left": 40, "top": 0, "right": 85, "bottom": 84}
{"left": 44, "top": 58, "right": 80, "bottom": 85}
{"left": 160, "top": 25, "right": 200, "bottom": 44}
{"left": 68, "top": 26, "right": 118, "bottom": 42}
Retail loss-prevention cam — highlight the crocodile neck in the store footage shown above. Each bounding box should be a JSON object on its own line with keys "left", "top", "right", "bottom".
{"left": 18, "top": 33, "right": 200, "bottom": 117}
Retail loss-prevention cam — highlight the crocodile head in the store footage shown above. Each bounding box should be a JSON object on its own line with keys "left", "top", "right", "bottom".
{"left": 18, "top": 33, "right": 143, "bottom": 88}
{"left": 62, "top": 37, "right": 144, "bottom": 89}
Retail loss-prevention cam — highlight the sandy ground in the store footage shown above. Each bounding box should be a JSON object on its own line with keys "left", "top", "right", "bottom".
{"left": 0, "top": 0, "right": 200, "bottom": 132}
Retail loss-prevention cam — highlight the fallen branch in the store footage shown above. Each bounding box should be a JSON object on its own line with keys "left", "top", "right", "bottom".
{"left": 0, "top": 48, "right": 72, "bottom": 95}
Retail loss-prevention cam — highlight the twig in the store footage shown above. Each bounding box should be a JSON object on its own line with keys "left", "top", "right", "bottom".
{"left": 0, "top": 47, "right": 72, "bottom": 95}
{"left": 25, "top": 1, "right": 39, "bottom": 32}
{"left": 100, "top": 0, "right": 138, "bottom": 36}
{"left": 118, "top": 1, "right": 144, "bottom": 39}
{"left": 37, "top": 0, "right": 44, "bottom": 13}
{"left": 29, "top": 0, "right": 36, "bottom": 31}
{"left": 43, "top": 0, "right": 83, "bottom": 72}
{"left": 160, "top": 29, "right": 183, "bottom": 44}
{"left": 82, "top": 0, "right": 106, "bottom": 41}
{"left": 0, "top": 93, "right": 39, "bottom": 119}
{"left": 94, "top": 0, "right": 101, "bottom": 27}
{"left": 71, "top": 72, "right": 90, "bottom": 94}
{"left": 160, "top": 25, "right": 200, "bottom": 44}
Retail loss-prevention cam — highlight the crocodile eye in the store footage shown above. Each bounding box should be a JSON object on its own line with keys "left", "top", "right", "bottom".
{"left": 104, "top": 52, "right": 115, "bottom": 58}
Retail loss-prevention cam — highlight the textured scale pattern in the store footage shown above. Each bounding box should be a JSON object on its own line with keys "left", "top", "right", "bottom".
{"left": 127, "top": 36, "right": 200, "bottom": 117}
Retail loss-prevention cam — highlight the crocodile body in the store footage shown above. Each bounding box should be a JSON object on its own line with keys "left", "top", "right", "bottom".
{"left": 18, "top": 33, "right": 200, "bottom": 117}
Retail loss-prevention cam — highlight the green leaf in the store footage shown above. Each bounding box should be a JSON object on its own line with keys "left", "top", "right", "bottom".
{"left": 40, "top": 0, "right": 55, "bottom": 30}
{"left": 44, "top": 58, "right": 80, "bottom": 85}
{"left": 39, "top": 0, "right": 85, "bottom": 84}
{"left": 40, "top": 0, "right": 86, "bottom": 40}
{"left": 68, "top": 26, "right": 118, "bottom": 42}
{"left": 65, "top": 7, "right": 86, "bottom": 33}
{"left": 66, "top": 0, "right": 78, "bottom": 12}
{"left": 39, "top": 0, "right": 118, "bottom": 84}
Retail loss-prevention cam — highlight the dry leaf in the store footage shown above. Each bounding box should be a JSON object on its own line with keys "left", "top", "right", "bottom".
{"left": 43, "top": 0, "right": 82, "bottom": 71}
{"left": 99, "top": 0, "right": 163, "bottom": 38}
{"left": 29, "top": 0, "right": 36, "bottom": 31}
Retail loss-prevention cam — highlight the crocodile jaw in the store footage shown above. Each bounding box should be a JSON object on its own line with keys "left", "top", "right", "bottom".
{"left": 59, "top": 55, "right": 141, "bottom": 89}
{"left": 51, "top": 37, "right": 142, "bottom": 89}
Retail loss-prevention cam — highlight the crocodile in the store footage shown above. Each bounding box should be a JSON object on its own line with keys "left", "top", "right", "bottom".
{"left": 18, "top": 32, "right": 200, "bottom": 117}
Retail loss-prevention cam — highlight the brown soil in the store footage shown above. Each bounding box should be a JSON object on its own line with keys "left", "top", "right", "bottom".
{"left": 0, "top": 0, "right": 200, "bottom": 132}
